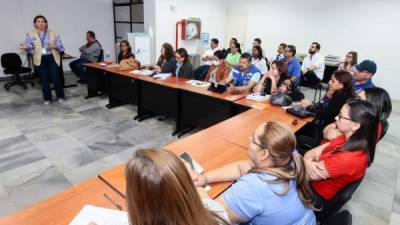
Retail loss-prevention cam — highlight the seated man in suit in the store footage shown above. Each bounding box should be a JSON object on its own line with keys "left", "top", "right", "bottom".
{"left": 69, "top": 31, "right": 102, "bottom": 84}
{"left": 224, "top": 53, "right": 261, "bottom": 94}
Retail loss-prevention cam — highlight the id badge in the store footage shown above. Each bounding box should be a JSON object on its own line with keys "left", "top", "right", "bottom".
{"left": 41, "top": 48, "right": 46, "bottom": 55}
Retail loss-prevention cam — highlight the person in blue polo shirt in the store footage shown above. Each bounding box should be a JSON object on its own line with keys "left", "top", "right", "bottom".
{"left": 280, "top": 44, "right": 301, "bottom": 87}
{"left": 224, "top": 53, "right": 261, "bottom": 94}
{"left": 353, "top": 60, "right": 376, "bottom": 93}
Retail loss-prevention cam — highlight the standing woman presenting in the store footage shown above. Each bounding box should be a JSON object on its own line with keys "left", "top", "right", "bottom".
{"left": 19, "top": 15, "right": 65, "bottom": 105}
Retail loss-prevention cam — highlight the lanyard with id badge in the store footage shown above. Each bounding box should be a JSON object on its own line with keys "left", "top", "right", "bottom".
{"left": 38, "top": 30, "right": 47, "bottom": 55}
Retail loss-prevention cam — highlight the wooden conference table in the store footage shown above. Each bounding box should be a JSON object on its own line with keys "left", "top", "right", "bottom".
{"left": 96, "top": 107, "right": 313, "bottom": 200}
{"left": 0, "top": 178, "right": 126, "bottom": 225}
{"left": 0, "top": 63, "right": 314, "bottom": 224}
{"left": 99, "top": 132, "right": 248, "bottom": 200}
{"left": 84, "top": 63, "right": 248, "bottom": 135}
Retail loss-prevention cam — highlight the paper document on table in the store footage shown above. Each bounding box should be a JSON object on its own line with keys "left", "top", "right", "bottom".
{"left": 186, "top": 80, "right": 210, "bottom": 87}
{"left": 246, "top": 93, "right": 270, "bottom": 102}
{"left": 130, "top": 69, "right": 154, "bottom": 76}
{"left": 153, "top": 73, "right": 171, "bottom": 80}
{"left": 69, "top": 205, "right": 128, "bottom": 225}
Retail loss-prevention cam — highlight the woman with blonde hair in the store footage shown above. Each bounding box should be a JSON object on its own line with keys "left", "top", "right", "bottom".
{"left": 193, "top": 121, "right": 316, "bottom": 225}
{"left": 125, "top": 148, "right": 229, "bottom": 225}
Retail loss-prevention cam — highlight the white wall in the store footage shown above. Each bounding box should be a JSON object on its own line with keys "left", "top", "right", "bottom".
{"left": 152, "top": 0, "right": 228, "bottom": 62}
{"left": 227, "top": 0, "right": 400, "bottom": 100}
{"left": 0, "top": 0, "right": 114, "bottom": 76}
{"left": 144, "top": 0, "right": 157, "bottom": 62}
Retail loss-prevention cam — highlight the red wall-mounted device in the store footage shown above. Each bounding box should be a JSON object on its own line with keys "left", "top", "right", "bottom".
{"left": 176, "top": 18, "right": 201, "bottom": 49}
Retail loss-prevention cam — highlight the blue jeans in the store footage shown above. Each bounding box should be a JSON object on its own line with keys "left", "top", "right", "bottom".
{"left": 193, "top": 65, "right": 210, "bottom": 80}
{"left": 38, "top": 54, "right": 64, "bottom": 101}
{"left": 69, "top": 57, "right": 91, "bottom": 79}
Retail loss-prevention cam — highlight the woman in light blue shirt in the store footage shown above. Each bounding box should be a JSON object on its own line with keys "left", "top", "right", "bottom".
{"left": 19, "top": 15, "right": 65, "bottom": 105}
{"left": 193, "top": 121, "right": 317, "bottom": 225}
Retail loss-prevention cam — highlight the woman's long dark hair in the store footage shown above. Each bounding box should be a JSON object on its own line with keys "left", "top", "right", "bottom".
{"left": 252, "top": 45, "right": 264, "bottom": 60}
{"left": 156, "top": 43, "right": 175, "bottom": 67}
{"left": 176, "top": 48, "right": 189, "bottom": 63}
{"left": 232, "top": 42, "right": 241, "bottom": 54}
{"left": 364, "top": 87, "right": 392, "bottom": 121}
{"left": 332, "top": 70, "right": 356, "bottom": 97}
{"left": 214, "top": 50, "right": 227, "bottom": 60}
{"left": 340, "top": 99, "right": 378, "bottom": 166}
{"left": 344, "top": 51, "right": 358, "bottom": 68}
{"left": 272, "top": 60, "right": 288, "bottom": 79}
{"left": 118, "top": 40, "right": 134, "bottom": 62}
{"left": 162, "top": 42, "right": 175, "bottom": 60}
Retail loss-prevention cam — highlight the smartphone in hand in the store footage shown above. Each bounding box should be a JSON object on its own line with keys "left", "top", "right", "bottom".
{"left": 180, "top": 152, "right": 195, "bottom": 170}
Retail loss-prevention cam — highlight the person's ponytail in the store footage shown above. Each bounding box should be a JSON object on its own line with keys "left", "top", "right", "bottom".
{"left": 292, "top": 152, "right": 319, "bottom": 210}
{"left": 250, "top": 122, "right": 318, "bottom": 210}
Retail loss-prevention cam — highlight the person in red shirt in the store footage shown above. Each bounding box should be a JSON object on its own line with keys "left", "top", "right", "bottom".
{"left": 303, "top": 99, "right": 378, "bottom": 214}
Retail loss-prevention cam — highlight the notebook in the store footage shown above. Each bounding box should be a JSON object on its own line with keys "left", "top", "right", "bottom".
{"left": 246, "top": 92, "right": 271, "bottom": 102}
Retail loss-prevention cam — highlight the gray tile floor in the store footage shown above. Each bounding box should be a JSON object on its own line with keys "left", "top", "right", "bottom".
{"left": 0, "top": 73, "right": 399, "bottom": 225}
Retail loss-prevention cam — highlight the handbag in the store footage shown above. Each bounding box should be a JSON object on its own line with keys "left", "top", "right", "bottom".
{"left": 119, "top": 58, "right": 140, "bottom": 71}
{"left": 270, "top": 92, "right": 292, "bottom": 106}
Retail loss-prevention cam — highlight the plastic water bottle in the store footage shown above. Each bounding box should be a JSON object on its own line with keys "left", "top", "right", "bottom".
{"left": 105, "top": 50, "right": 112, "bottom": 64}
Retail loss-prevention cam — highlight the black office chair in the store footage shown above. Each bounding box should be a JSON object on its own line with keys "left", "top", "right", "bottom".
{"left": 323, "top": 210, "right": 352, "bottom": 225}
{"left": 379, "top": 119, "right": 389, "bottom": 141}
{"left": 1, "top": 53, "right": 35, "bottom": 91}
{"left": 317, "top": 179, "right": 363, "bottom": 222}
{"left": 318, "top": 64, "right": 338, "bottom": 96}
{"left": 97, "top": 49, "right": 104, "bottom": 62}
{"left": 300, "top": 65, "right": 337, "bottom": 102}
{"left": 299, "top": 80, "right": 322, "bottom": 103}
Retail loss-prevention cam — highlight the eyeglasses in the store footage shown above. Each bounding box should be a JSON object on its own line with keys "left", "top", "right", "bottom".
{"left": 248, "top": 136, "right": 266, "bottom": 150}
{"left": 337, "top": 113, "right": 352, "bottom": 121}
{"left": 346, "top": 55, "right": 352, "bottom": 58}
{"left": 249, "top": 135, "right": 280, "bottom": 159}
